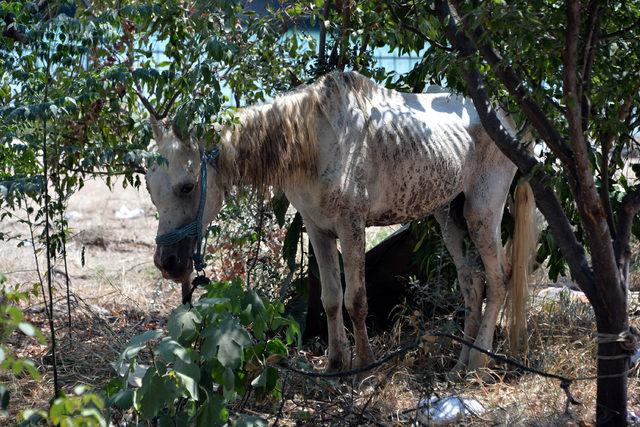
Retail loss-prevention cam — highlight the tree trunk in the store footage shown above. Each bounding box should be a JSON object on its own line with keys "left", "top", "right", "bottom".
{"left": 592, "top": 279, "right": 629, "bottom": 425}
{"left": 596, "top": 342, "right": 629, "bottom": 425}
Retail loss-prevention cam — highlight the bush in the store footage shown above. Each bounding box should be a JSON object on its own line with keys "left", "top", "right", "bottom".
{"left": 108, "top": 278, "right": 300, "bottom": 425}
{"left": 18, "top": 386, "right": 106, "bottom": 427}
{"left": 0, "top": 273, "right": 44, "bottom": 418}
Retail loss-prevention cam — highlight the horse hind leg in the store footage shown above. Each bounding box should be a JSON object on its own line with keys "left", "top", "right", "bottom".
{"left": 305, "top": 222, "right": 350, "bottom": 371}
{"left": 464, "top": 176, "right": 512, "bottom": 371}
{"left": 435, "top": 205, "right": 484, "bottom": 373}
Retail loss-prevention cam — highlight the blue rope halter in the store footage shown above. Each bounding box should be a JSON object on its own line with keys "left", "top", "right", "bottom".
{"left": 155, "top": 146, "right": 220, "bottom": 273}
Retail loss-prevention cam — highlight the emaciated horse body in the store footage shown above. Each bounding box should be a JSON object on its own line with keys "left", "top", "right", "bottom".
{"left": 146, "top": 71, "right": 535, "bottom": 373}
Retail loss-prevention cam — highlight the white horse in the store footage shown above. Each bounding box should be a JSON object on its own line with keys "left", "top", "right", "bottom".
{"left": 145, "top": 71, "right": 536, "bottom": 372}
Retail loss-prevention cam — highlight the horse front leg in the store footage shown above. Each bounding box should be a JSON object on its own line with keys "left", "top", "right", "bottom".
{"left": 337, "top": 220, "right": 375, "bottom": 369}
{"left": 305, "top": 223, "right": 350, "bottom": 371}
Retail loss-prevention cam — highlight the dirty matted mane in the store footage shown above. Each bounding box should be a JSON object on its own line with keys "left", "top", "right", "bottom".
{"left": 217, "top": 72, "right": 376, "bottom": 188}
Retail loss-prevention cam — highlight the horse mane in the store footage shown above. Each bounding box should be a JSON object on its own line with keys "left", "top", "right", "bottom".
{"left": 217, "top": 71, "right": 376, "bottom": 188}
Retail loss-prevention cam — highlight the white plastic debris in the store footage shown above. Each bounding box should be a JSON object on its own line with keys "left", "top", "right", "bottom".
{"left": 417, "top": 395, "right": 485, "bottom": 425}
{"left": 535, "top": 286, "right": 589, "bottom": 305}
{"left": 115, "top": 205, "right": 144, "bottom": 220}
{"left": 87, "top": 304, "right": 110, "bottom": 318}
{"left": 65, "top": 210, "right": 83, "bottom": 220}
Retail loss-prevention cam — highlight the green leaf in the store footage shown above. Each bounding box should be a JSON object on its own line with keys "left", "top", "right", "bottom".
{"left": 155, "top": 338, "right": 191, "bottom": 363}
{"left": 21, "top": 360, "right": 39, "bottom": 380}
{"left": 286, "top": 320, "right": 302, "bottom": 347}
{"left": 18, "top": 322, "right": 35, "bottom": 336}
{"left": 168, "top": 305, "right": 202, "bottom": 345}
{"left": 122, "top": 330, "right": 163, "bottom": 360}
{"left": 174, "top": 359, "right": 201, "bottom": 400}
{"left": 265, "top": 366, "right": 279, "bottom": 392}
{"left": 111, "top": 389, "right": 134, "bottom": 410}
{"left": 18, "top": 409, "right": 46, "bottom": 426}
{"left": 207, "top": 39, "right": 225, "bottom": 62}
{"left": 136, "top": 369, "right": 173, "bottom": 420}
{"left": 250, "top": 368, "right": 267, "bottom": 388}
{"left": 222, "top": 367, "right": 235, "bottom": 400}
{"left": 282, "top": 212, "right": 303, "bottom": 271}
{"left": 104, "top": 377, "right": 122, "bottom": 397}
{"left": 197, "top": 394, "right": 227, "bottom": 427}
{"left": 195, "top": 297, "right": 230, "bottom": 317}
{"left": 201, "top": 319, "right": 251, "bottom": 369}
{"left": 266, "top": 338, "right": 287, "bottom": 356}
{"left": 247, "top": 291, "right": 266, "bottom": 315}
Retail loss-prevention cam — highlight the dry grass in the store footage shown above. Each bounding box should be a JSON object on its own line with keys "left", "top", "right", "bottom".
{"left": 258, "top": 287, "right": 640, "bottom": 426}
{"left": 1, "top": 178, "right": 640, "bottom": 425}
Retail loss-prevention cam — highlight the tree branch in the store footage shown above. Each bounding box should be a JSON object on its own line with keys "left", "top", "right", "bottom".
{"left": 579, "top": 1, "right": 600, "bottom": 132}
{"left": 337, "top": 0, "right": 351, "bottom": 71}
{"left": 450, "top": 0, "right": 574, "bottom": 167}
{"left": 385, "top": 0, "right": 453, "bottom": 52}
{"left": 599, "top": 95, "right": 635, "bottom": 241}
{"left": 159, "top": 89, "right": 180, "bottom": 119}
{"left": 562, "top": 0, "right": 620, "bottom": 295}
{"left": 317, "top": 0, "right": 331, "bottom": 74}
{"left": 562, "top": 0, "right": 586, "bottom": 172}
{"left": 614, "top": 186, "right": 640, "bottom": 282}
{"left": 355, "top": 33, "right": 371, "bottom": 71}
{"left": 133, "top": 85, "right": 159, "bottom": 119}
{"left": 600, "top": 17, "right": 640, "bottom": 41}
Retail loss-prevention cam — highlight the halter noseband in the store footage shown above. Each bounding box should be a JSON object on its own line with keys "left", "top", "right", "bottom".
{"left": 155, "top": 146, "right": 220, "bottom": 273}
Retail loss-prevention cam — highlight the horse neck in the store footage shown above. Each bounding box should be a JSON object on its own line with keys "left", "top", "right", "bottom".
{"left": 219, "top": 97, "right": 317, "bottom": 190}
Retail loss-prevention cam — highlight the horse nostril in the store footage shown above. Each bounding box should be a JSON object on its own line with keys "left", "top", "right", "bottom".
{"left": 162, "top": 254, "right": 179, "bottom": 272}
{"left": 180, "top": 183, "right": 195, "bottom": 194}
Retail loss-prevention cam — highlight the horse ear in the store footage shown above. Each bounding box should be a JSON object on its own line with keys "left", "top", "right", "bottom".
{"left": 171, "top": 121, "right": 183, "bottom": 141}
{"left": 172, "top": 121, "right": 191, "bottom": 143}
{"left": 150, "top": 116, "right": 165, "bottom": 142}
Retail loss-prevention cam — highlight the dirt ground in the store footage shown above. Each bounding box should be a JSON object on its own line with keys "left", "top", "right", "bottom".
{"left": 1, "top": 177, "right": 640, "bottom": 425}
{"left": 1, "top": 178, "right": 181, "bottom": 421}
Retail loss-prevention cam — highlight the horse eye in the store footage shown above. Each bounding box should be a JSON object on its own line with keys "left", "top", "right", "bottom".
{"left": 180, "top": 183, "right": 195, "bottom": 195}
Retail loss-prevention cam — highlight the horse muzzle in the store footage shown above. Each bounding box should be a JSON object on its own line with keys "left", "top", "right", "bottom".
{"left": 153, "top": 238, "right": 195, "bottom": 282}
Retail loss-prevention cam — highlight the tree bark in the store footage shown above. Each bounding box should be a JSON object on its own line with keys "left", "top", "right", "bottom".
{"left": 563, "top": 4, "right": 628, "bottom": 421}
{"left": 337, "top": 0, "right": 351, "bottom": 71}
{"left": 317, "top": 0, "right": 332, "bottom": 75}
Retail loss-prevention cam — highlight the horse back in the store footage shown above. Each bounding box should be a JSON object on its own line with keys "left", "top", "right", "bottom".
{"left": 288, "top": 73, "right": 511, "bottom": 228}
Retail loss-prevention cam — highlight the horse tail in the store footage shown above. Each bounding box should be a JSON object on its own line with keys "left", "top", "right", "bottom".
{"left": 509, "top": 180, "right": 537, "bottom": 356}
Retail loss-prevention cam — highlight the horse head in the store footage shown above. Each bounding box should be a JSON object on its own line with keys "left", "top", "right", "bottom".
{"left": 145, "top": 117, "right": 225, "bottom": 282}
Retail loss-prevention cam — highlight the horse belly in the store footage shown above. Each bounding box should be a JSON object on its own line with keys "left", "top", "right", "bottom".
{"left": 366, "top": 134, "right": 472, "bottom": 226}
